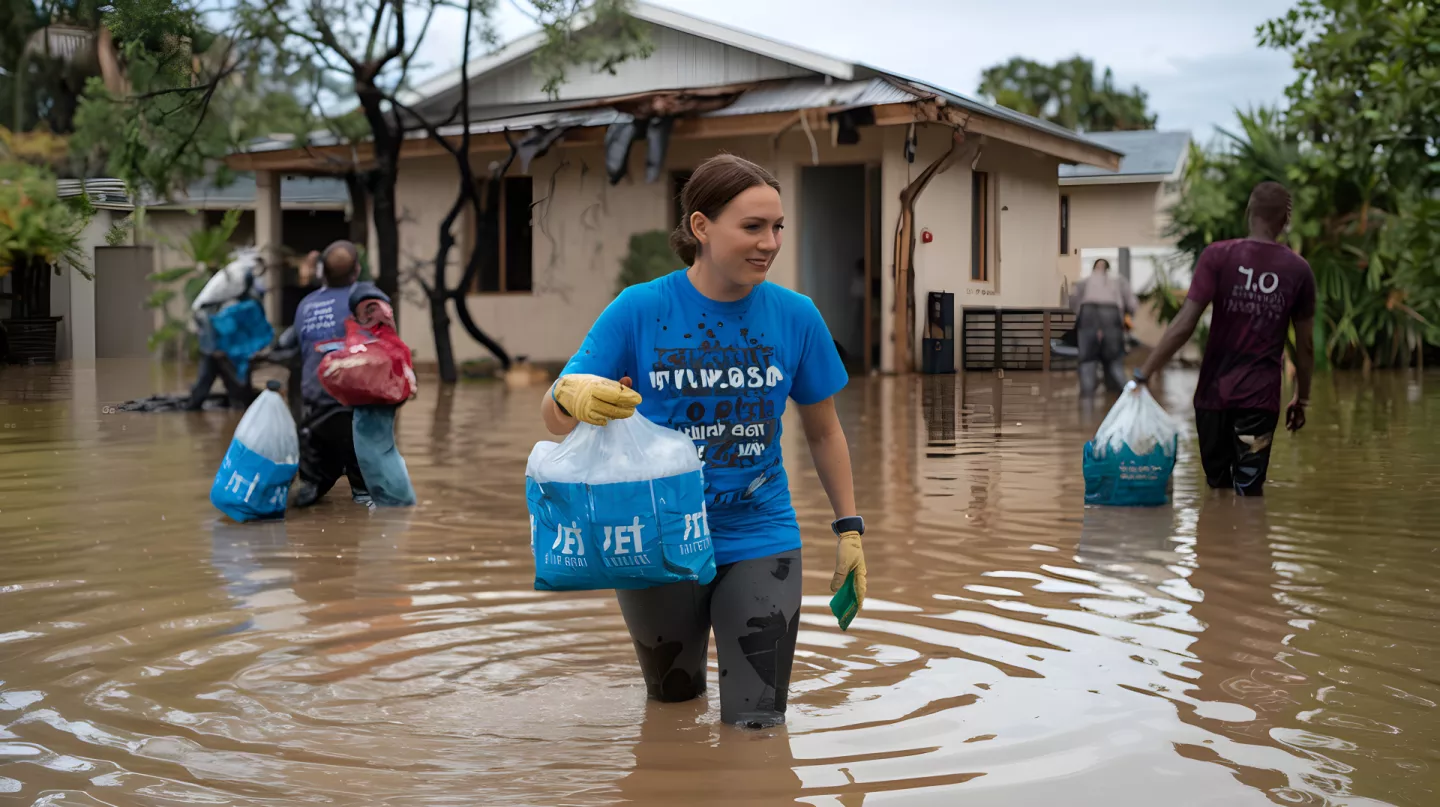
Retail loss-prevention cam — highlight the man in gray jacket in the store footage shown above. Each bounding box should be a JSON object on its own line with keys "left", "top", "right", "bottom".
{"left": 1071, "top": 257, "right": 1138, "bottom": 396}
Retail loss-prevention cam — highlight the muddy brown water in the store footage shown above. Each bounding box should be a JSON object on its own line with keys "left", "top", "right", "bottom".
{"left": 1, "top": 361, "right": 1437, "bottom": 806}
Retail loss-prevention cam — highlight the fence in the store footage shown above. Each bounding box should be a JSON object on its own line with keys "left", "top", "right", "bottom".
{"left": 961, "top": 307, "right": 1077, "bottom": 371}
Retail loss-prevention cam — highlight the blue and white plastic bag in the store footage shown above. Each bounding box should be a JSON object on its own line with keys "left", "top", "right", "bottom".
{"left": 211, "top": 380, "right": 300, "bottom": 522}
{"left": 1084, "top": 381, "right": 1180, "bottom": 507}
{"left": 526, "top": 413, "right": 715, "bottom": 591}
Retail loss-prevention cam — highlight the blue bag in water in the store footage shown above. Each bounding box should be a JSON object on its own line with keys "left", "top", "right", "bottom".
{"left": 525, "top": 413, "right": 715, "bottom": 591}
{"left": 211, "top": 381, "right": 300, "bottom": 521}
{"left": 1083, "top": 382, "right": 1180, "bottom": 507}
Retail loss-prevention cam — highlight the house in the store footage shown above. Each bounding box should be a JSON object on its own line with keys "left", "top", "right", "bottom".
{"left": 36, "top": 174, "right": 350, "bottom": 364}
{"left": 226, "top": 2, "right": 1121, "bottom": 374}
{"left": 1057, "top": 129, "right": 1191, "bottom": 345}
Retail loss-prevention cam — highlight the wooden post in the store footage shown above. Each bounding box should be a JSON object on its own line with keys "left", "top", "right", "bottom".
{"left": 892, "top": 130, "right": 966, "bottom": 374}
{"left": 993, "top": 307, "right": 1002, "bottom": 371}
{"left": 1042, "top": 311, "right": 1052, "bottom": 372}
{"left": 254, "top": 170, "right": 284, "bottom": 328}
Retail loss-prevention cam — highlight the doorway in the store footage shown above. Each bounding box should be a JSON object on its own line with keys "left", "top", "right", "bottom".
{"left": 800, "top": 165, "right": 881, "bottom": 373}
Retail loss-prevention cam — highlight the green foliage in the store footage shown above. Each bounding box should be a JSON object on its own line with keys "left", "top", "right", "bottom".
{"left": 144, "top": 208, "right": 241, "bottom": 351}
{"left": 616, "top": 229, "right": 677, "bottom": 295}
{"left": 1169, "top": 1, "right": 1440, "bottom": 370}
{"left": 0, "top": 159, "right": 90, "bottom": 278}
{"left": 979, "top": 56, "right": 1156, "bottom": 132}
{"left": 530, "top": 0, "right": 655, "bottom": 99}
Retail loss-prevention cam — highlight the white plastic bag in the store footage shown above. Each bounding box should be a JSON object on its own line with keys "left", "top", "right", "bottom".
{"left": 525, "top": 413, "right": 713, "bottom": 591}
{"left": 193, "top": 248, "right": 264, "bottom": 311}
{"left": 1092, "top": 381, "right": 1180, "bottom": 458}
{"left": 234, "top": 382, "right": 299, "bottom": 465}
{"left": 528, "top": 412, "right": 701, "bottom": 484}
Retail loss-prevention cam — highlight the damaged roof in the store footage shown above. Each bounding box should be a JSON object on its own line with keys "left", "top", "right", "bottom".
{"left": 234, "top": 4, "right": 1122, "bottom": 171}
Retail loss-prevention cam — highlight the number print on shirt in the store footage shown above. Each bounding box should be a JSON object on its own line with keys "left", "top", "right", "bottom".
{"left": 1228, "top": 265, "right": 1289, "bottom": 323}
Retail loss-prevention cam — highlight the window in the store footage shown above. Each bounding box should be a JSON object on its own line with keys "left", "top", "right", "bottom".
{"left": 971, "top": 171, "right": 990, "bottom": 282}
{"left": 466, "top": 176, "right": 534, "bottom": 293}
{"left": 1059, "top": 194, "right": 1070, "bottom": 256}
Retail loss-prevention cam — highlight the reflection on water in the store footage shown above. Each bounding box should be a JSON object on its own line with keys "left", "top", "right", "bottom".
{"left": 1, "top": 362, "right": 1436, "bottom": 806}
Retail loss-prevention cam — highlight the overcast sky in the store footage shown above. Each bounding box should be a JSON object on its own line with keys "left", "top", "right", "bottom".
{"left": 411, "top": 0, "right": 1299, "bottom": 142}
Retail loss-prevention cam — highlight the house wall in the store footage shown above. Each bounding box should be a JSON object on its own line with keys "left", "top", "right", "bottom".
{"left": 1059, "top": 180, "right": 1185, "bottom": 348}
{"left": 879, "top": 125, "right": 1064, "bottom": 372}
{"left": 393, "top": 126, "right": 887, "bottom": 366}
{"left": 1058, "top": 181, "right": 1172, "bottom": 283}
{"left": 390, "top": 121, "right": 1066, "bottom": 375}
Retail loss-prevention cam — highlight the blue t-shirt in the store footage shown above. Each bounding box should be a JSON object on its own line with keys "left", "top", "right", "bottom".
{"left": 562, "top": 270, "right": 848, "bottom": 565}
{"left": 296, "top": 284, "right": 354, "bottom": 408}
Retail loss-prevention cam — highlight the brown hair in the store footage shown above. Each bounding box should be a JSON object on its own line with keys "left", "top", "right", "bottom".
{"left": 670, "top": 153, "right": 781, "bottom": 266}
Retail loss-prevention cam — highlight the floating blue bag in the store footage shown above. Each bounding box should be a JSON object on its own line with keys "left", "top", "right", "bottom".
{"left": 526, "top": 413, "right": 715, "bottom": 591}
{"left": 211, "top": 381, "right": 299, "bottom": 522}
{"left": 1083, "top": 382, "right": 1180, "bottom": 508}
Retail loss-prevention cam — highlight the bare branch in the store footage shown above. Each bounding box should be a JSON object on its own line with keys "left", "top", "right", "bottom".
{"left": 307, "top": 0, "right": 362, "bottom": 72}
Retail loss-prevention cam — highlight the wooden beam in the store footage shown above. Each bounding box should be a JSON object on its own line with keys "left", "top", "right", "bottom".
{"left": 869, "top": 101, "right": 1120, "bottom": 171}
{"left": 226, "top": 99, "right": 1121, "bottom": 174}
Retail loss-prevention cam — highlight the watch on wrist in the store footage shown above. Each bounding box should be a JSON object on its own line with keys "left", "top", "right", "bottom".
{"left": 832, "top": 516, "right": 865, "bottom": 536}
{"left": 1133, "top": 369, "right": 1148, "bottom": 383}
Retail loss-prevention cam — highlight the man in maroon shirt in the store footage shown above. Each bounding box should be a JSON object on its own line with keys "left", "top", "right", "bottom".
{"left": 1135, "top": 181, "right": 1316, "bottom": 496}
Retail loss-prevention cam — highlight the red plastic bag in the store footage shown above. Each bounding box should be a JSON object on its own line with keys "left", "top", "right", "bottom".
{"left": 318, "top": 318, "right": 417, "bottom": 406}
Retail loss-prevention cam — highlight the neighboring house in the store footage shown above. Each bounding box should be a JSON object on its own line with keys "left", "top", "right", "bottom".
{"left": 42, "top": 174, "right": 350, "bottom": 364}
{"left": 227, "top": 2, "right": 1121, "bottom": 373}
{"left": 1057, "top": 129, "right": 1191, "bottom": 345}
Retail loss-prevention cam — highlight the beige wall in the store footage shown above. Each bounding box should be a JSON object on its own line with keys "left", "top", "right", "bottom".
{"left": 391, "top": 122, "right": 1065, "bottom": 374}
{"left": 1058, "top": 181, "right": 1173, "bottom": 282}
{"left": 393, "top": 129, "right": 887, "bottom": 365}
{"left": 879, "top": 125, "right": 1063, "bottom": 372}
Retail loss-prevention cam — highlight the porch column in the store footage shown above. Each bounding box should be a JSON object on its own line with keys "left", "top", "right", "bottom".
{"left": 255, "top": 170, "right": 284, "bottom": 326}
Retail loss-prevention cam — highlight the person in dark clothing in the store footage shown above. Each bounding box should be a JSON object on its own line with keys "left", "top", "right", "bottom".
{"left": 1135, "top": 181, "right": 1316, "bottom": 496}
{"left": 1071, "top": 257, "right": 1139, "bottom": 397}
{"left": 292, "top": 240, "right": 369, "bottom": 507}
{"left": 185, "top": 253, "right": 267, "bottom": 410}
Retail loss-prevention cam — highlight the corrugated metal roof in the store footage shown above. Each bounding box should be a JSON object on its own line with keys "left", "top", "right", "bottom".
{"left": 161, "top": 174, "right": 350, "bottom": 208}
{"left": 24, "top": 25, "right": 94, "bottom": 63}
{"left": 874, "top": 71, "right": 1122, "bottom": 157}
{"left": 1059, "top": 130, "right": 1191, "bottom": 178}
{"left": 704, "top": 77, "right": 916, "bottom": 117}
{"left": 55, "top": 174, "right": 348, "bottom": 209}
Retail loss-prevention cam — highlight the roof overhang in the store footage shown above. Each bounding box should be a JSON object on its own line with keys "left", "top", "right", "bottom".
{"left": 1059, "top": 172, "right": 1171, "bottom": 187}
{"left": 871, "top": 100, "right": 1121, "bottom": 171}
{"left": 227, "top": 91, "right": 1122, "bottom": 174}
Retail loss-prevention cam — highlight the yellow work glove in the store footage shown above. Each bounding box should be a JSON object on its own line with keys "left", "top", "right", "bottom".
{"left": 831, "top": 531, "right": 867, "bottom": 610}
{"left": 551, "top": 373, "right": 642, "bottom": 426}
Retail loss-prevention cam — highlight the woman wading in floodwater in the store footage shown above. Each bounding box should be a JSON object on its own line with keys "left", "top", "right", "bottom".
{"left": 539, "top": 153, "right": 868, "bottom": 728}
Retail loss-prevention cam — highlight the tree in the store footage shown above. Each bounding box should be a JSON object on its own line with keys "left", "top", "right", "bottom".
{"left": 74, "top": 0, "right": 650, "bottom": 317}
{"left": 1168, "top": 1, "right": 1440, "bottom": 371}
{"left": 979, "top": 56, "right": 1155, "bottom": 132}
{"left": 0, "top": 159, "right": 90, "bottom": 319}
{"left": 399, "top": 0, "right": 651, "bottom": 382}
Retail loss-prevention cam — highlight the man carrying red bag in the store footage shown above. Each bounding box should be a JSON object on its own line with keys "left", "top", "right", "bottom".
{"left": 320, "top": 282, "right": 418, "bottom": 507}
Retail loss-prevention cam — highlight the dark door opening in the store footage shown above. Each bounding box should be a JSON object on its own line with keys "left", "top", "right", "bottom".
{"left": 800, "top": 164, "right": 881, "bottom": 373}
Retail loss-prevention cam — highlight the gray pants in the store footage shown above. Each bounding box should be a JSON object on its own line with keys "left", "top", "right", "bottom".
{"left": 616, "top": 549, "right": 802, "bottom": 728}
{"left": 1077, "top": 303, "right": 1127, "bottom": 396}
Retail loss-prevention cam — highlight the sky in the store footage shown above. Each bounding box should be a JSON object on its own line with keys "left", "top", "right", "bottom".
{"left": 409, "top": 0, "right": 1300, "bottom": 142}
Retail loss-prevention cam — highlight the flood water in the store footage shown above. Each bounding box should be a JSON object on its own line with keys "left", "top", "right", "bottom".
{"left": 1, "top": 361, "right": 1437, "bottom": 806}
